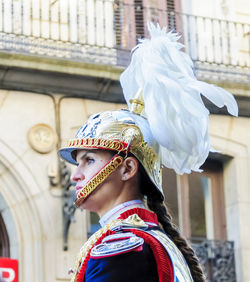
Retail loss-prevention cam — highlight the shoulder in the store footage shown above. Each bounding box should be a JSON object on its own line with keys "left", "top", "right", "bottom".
{"left": 85, "top": 232, "right": 159, "bottom": 282}
{"left": 90, "top": 232, "right": 144, "bottom": 258}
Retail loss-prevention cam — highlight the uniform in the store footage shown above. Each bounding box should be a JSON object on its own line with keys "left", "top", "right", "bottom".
{"left": 69, "top": 204, "right": 192, "bottom": 282}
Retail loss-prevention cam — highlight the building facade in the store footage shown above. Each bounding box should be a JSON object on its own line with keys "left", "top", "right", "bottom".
{"left": 0, "top": 0, "right": 249, "bottom": 281}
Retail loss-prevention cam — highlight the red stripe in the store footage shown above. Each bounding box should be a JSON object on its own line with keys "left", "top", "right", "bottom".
{"left": 76, "top": 230, "right": 115, "bottom": 282}
{"left": 119, "top": 208, "right": 159, "bottom": 225}
{"left": 128, "top": 229, "right": 174, "bottom": 282}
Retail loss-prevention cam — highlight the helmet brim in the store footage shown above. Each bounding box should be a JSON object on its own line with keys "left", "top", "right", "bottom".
{"left": 58, "top": 147, "right": 78, "bottom": 165}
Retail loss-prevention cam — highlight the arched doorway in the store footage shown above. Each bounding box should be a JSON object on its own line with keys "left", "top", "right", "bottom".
{"left": 0, "top": 212, "right": 10, "bottom": 257}
{"left": 0, "top": 140, "right": 45, "bottom": 282}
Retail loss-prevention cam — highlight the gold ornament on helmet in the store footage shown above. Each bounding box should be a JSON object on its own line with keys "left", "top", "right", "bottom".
{"left": 129, "top": 88, "right": 144, "bottom": 115}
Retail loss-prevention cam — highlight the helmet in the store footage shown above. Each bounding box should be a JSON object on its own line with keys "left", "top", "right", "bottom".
{"left": 59, "top": 23, "right": 238, "bottom": 206}
{"left": 59, "top": 91, "right": 164, "bottom": 204}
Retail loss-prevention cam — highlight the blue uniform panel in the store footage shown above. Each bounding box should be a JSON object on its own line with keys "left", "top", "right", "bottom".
{"left": 85, "top": 243, "right": 158, "bottom": 282}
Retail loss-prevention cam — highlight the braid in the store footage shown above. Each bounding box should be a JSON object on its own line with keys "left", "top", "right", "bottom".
{"left": 147, "top": 193, "right": 206, "bottom": 282}
{"left": 137, "top": 163, "right": 205, "bottom": 282}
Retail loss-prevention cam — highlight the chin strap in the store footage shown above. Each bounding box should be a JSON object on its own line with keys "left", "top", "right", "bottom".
{"left": 75, "top": 154, "right": 124, "bottom": 207}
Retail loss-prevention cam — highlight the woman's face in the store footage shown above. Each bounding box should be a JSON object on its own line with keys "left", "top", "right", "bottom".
{"left": 71, "top": 149, "right": 123, "bottom": 214}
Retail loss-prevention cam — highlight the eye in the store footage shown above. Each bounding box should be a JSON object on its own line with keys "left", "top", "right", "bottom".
{"left": 86, "top": 157, "right": 95, "bottom": 164}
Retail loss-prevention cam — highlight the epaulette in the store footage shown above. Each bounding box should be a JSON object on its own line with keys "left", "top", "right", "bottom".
{"left": 69, "top": 214, "right": 160, "bottom": 281}
{"left": 90, "top": 232, "right": 144, "bottom": 258}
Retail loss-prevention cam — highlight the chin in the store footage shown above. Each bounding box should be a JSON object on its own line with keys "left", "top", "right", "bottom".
{"left": 78, "top": 196, "right": 98, "bottom": 213}
{"left": 75, "top": 183, "right": 106, "bottom": 213}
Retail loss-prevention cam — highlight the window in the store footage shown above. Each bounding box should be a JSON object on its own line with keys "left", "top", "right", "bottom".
{"left": 163, "top": 158, "right": 227, "bottom": 241}
{"left": 134, "top": 0, "right": 144, "bottom": 39}
{"left": 166, "top": 0, "right": 176, "bottom": 30}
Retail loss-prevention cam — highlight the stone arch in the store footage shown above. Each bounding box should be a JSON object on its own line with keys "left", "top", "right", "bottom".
{"left": 0, "top": 140, "right": 44, "bottom": 282}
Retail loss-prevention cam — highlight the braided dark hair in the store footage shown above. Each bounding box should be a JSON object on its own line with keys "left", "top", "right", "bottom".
{"left": 139, "top": 166, "right": 206, "bottom": 282}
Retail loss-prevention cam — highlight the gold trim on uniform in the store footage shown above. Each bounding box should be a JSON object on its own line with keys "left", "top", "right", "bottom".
{"left": 69, "top": 214, "right": 148, "bottom": 282}
{"left": 121, "top": 214, "right": 148, "bottom": 228}
{"left": 69, "top": 218, "right": 122, "bottom": 282}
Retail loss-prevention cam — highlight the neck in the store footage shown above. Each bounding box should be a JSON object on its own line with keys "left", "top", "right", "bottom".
{"left": 99, "top": 199, "right": 146, "bottom": 227}
{"left": 95, "top": 179, "right": 142, "bottom": 218}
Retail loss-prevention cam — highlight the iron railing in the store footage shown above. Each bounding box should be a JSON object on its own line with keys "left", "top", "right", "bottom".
{"left": 192, "top": 239, "right": 236, "bottom": 282}
{"left": 0, "top": 0, "right": 249, "bottom": 81}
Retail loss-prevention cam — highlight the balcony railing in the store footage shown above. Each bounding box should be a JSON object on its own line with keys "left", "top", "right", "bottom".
{"left": 0, "top": 0, "right": 249, "bottom": 82}
{"left": 192, "top": 239, "right": 236, "bottom": 282}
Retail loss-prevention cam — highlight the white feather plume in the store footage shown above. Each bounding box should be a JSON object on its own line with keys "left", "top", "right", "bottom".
{"left": 120, "top": 22, "right": 238, "bottom": 174}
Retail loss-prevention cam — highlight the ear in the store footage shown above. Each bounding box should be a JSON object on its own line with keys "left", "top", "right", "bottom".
{"left": 120, "top": 157, "right": 139, "bottom": 181}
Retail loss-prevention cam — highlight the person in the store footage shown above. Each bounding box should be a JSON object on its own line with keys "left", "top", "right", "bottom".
{"left": 59, "top": 23, "right": 238, "bottom": 282}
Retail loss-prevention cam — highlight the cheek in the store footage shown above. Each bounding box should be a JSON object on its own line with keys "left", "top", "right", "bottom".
{"left": 85, "top": 159, "right": 107, "bottom": 179}
{"left": 99, "top": 159, "right": 106, "bottom": 164}
{"left": 96, "top": 158, "right": 111, "bottom": 170}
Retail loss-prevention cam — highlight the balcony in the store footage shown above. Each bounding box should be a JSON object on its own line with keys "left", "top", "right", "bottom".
{"left": 0, "top": 1, "right": 250, "bottom": 115}
{"left": 0, "top": 0, "right": 249, "bottom": 82}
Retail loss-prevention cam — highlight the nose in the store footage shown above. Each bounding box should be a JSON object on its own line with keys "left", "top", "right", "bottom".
{"left": 71, "top": 165, "right": 85, "bottom": 183}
